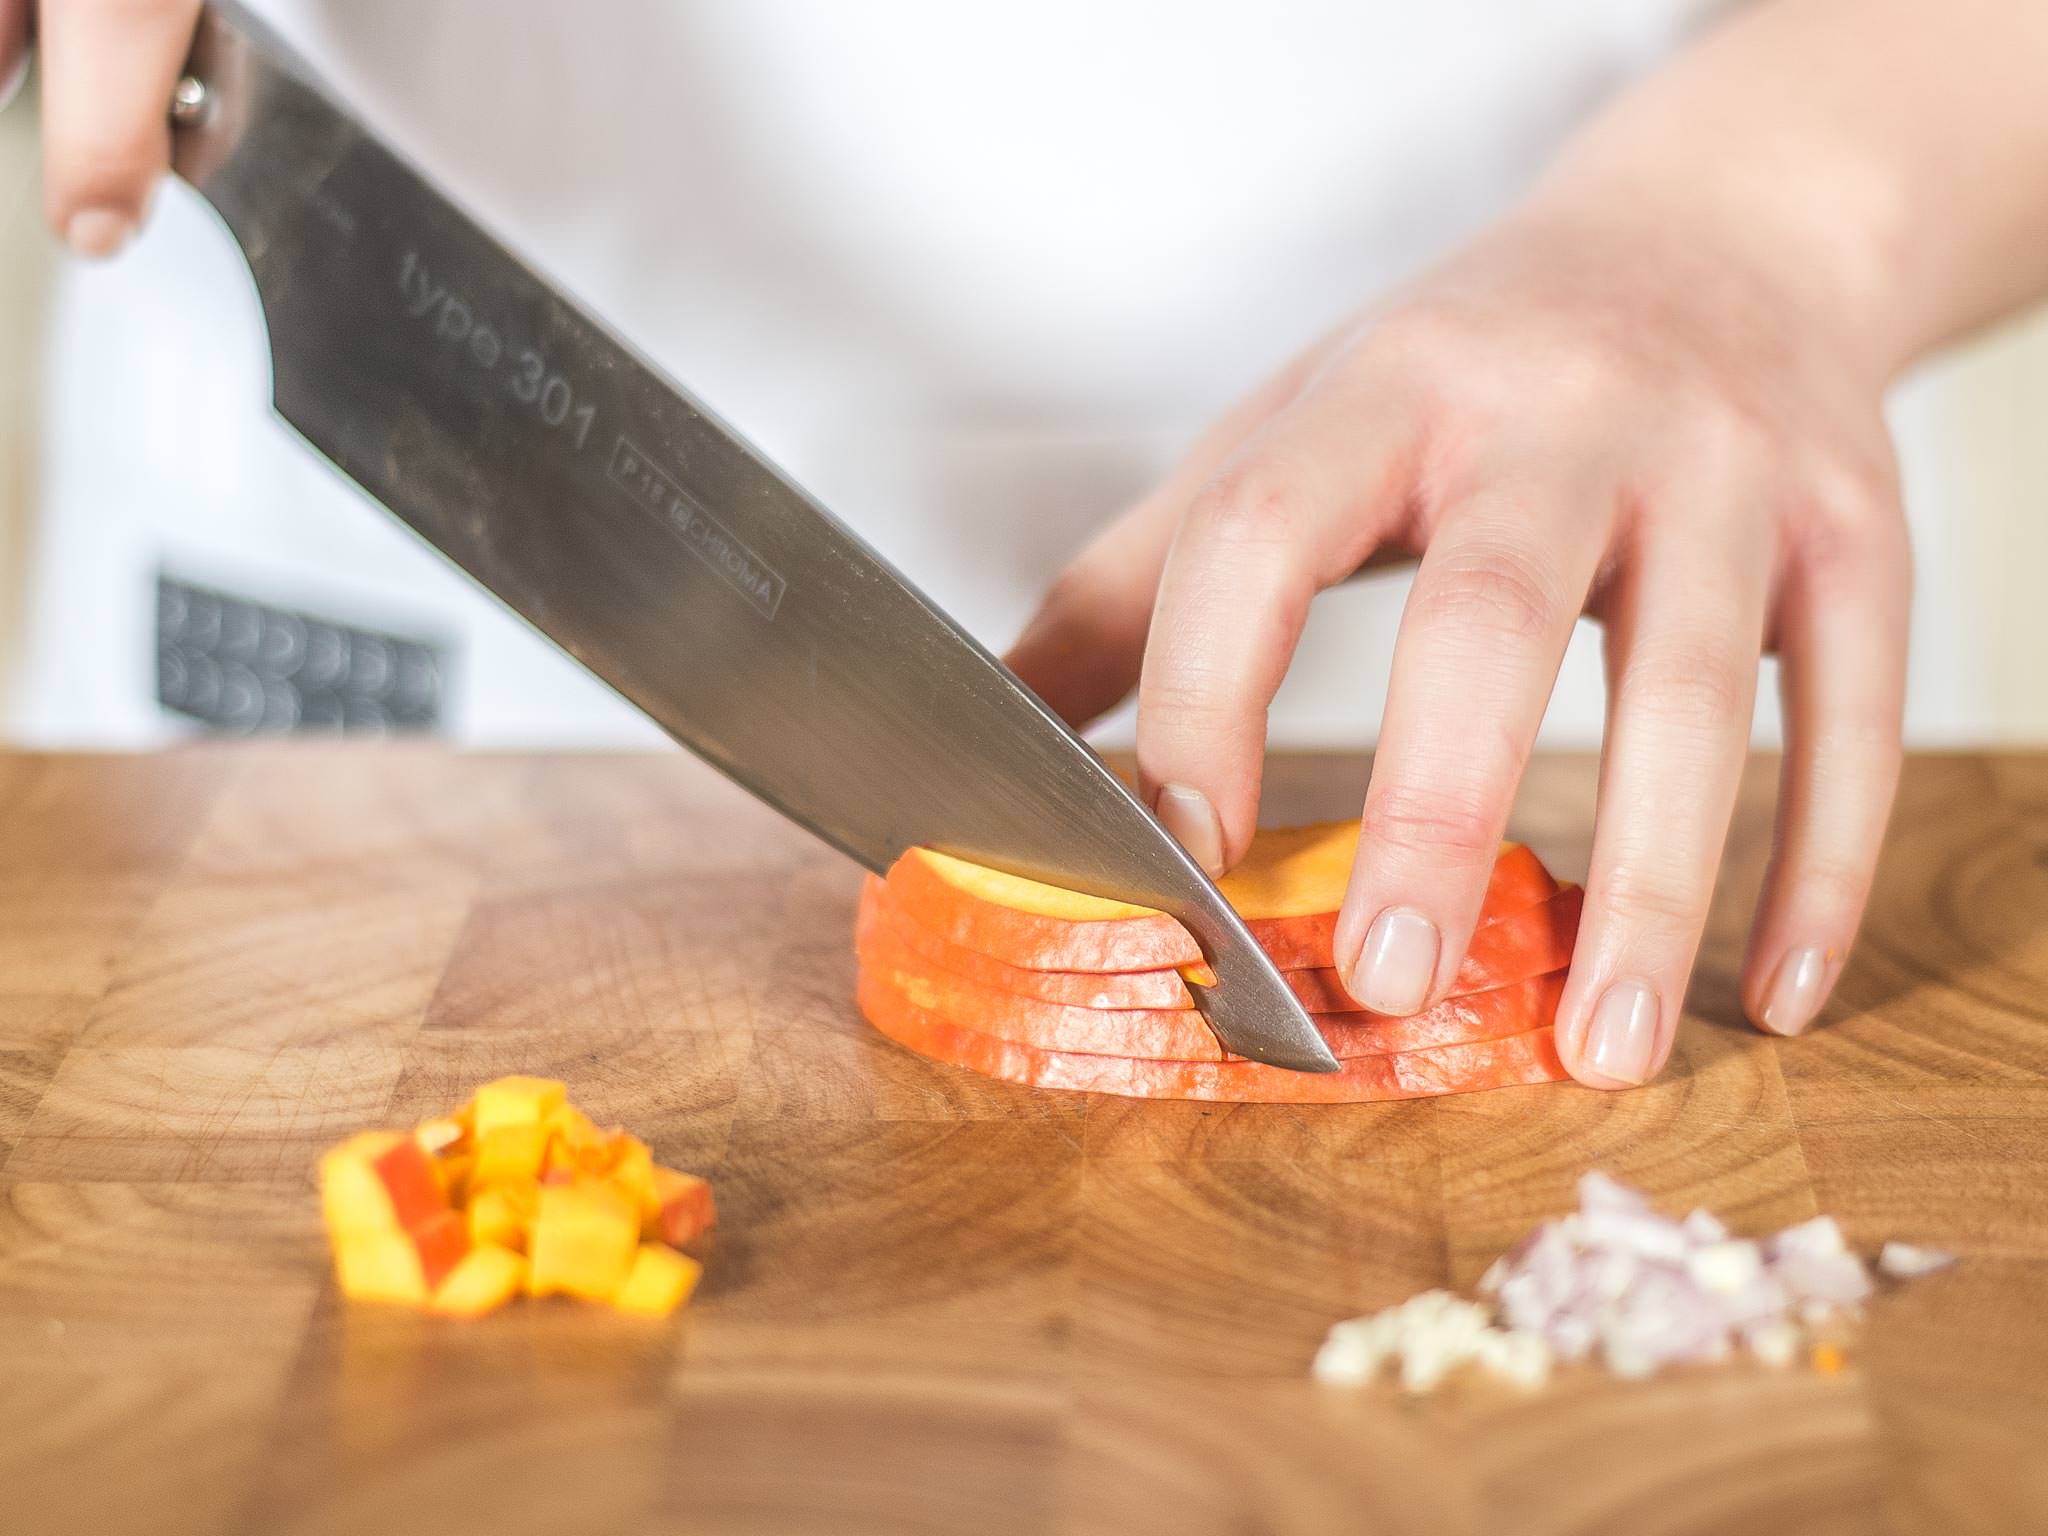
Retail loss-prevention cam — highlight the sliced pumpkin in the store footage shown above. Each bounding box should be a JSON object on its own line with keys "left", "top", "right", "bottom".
{"left": 857, "top": 966, "right": 1568, "bottom": 1103}
{"left": 859, "top": 906, "right": 1564, "bottom": 1060}
{"left": 860, "top": 877, "right": 1581, "bottom": 1015}
{"left": 882, "top": 825, "right": 1557, "bottom": 972}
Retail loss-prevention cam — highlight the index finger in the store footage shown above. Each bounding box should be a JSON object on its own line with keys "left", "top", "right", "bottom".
{"left": 39, "top": 0, "right": 204, "bottom": 254}
{"left": 1134, "top": 376, "right": 1419, "bottom": 872}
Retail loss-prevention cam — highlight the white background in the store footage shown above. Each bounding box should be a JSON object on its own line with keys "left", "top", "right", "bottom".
{"left": 1, "top": 0, "right": 2042, "bottom": 749}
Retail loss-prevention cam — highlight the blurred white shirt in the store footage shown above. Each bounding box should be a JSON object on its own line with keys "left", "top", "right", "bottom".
{"left": 16, "top": 0, "right": 1726, "bottom": 745}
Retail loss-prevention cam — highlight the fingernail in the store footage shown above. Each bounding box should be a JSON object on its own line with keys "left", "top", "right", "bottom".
{"left": 1758, "top": 946, "right": 1828, "bottom": 1037}
{"left": 1349, "top": 907, "right": 1441, "bottom": 1016}
{"left": 66, "top": 208, "right": 135, "bottom": 261}
{"left": 1154, "top": 783, "right": 1225, "bottom": 876}
{"left": 0, "top": 51, "right": 28, "bottom": 115}
{"left": 1582, "top": 981, "right": 1663, "bottom": 1085}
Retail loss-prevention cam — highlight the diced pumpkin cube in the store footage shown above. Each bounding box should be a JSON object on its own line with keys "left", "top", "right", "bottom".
{"left": 433, "top": 1152, "right": 474, "bottom": 1206}
{"left": 604, "top": 1135, "right": 655, "bottom": 1212}
{"left": 542, "top": 1101, "right": 604, "bottom": 1154}
{"left": 611, "top": 1244, "right": 702, "bottom": 1318}
{"left": 540, "top": 1113, "right": 621, "bottom": 1183}
{"left": 471, "top": 1124, "right": 550, "bottom": 1191}
{"left": 467, "top": 1184, "right": 537, "bottom": 1252}
{"left": 646, "top": 1167, "right": 717, "bottom": 1246}
{"left": 430, "top": 1244, "right": 528, "bottom": 1319}
{"left": 410, "top": 1210, "right": 470, "bottom": 1292}
{"left": 334, "top": 1229, "right": 431, "bottom": 1306}
{"left": 321, "top": 1131, "right": 451, "bottom": 1240}
{"left": 528, "top": 1178, "right": 639, "bottom": 1302}
{"left": 414, "top": 1114, "right": 470, "bottom": 1157}
{"left": 472, "top": 1076, "right": 567, "bottom": 1138}
{"left": 539, "top": 1139, "right": 589, "bottom": 1181}
{"left": 334, "top": 1209, "right": 469, "bottom": 1304}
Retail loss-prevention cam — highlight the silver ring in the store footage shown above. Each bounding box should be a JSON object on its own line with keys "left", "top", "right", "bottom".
{"left": 170, "top": 74, "right": 211, "bottom": 125}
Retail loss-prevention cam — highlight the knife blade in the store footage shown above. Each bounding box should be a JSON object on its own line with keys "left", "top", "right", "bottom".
{"left": 166, "top": 3, "right": 1339, "bottom": 1073}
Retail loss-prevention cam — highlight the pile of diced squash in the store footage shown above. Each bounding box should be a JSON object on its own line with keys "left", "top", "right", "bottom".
{"left": 320, "top": 1075, "right": 716, "bottom": 1319}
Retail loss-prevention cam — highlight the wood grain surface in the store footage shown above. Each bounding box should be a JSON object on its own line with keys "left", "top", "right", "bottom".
{"left": 1, "top": 746, "right": 2043, "bottom": 1536}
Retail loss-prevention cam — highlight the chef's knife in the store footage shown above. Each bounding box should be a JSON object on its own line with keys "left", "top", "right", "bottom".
{"left": 164, "top": 2, "right": 1339, "bottom": 1073}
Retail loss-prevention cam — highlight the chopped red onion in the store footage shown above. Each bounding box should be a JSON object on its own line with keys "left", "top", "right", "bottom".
{"left": 1743, "top": 1318, "right": 1800, "bottom": 1367}
{"left": 1877, "top": 1241, "right": 1956, "bottom": 1279}
{"left": 1683, "top": 1208, "right": 1730, "bottom": 1244}
{"left": 1772, "top": 1247, "right": 1874, "bottom": 1309}
{"left": 1685, "top": 1239, "right": 1764, "bottom": 1295}
{"left": 1578, "top": 1170, "right": 1652, "bottom": 1213}
{"left": 1311, "top": 1173, "right": 1958, "bottom": 1393}
{"left": 1769, "top": 1215, "right": 1849, "bottom": 1260}
{"left": 1578, "top": 1206, "right": 1692, "bottom": 1264}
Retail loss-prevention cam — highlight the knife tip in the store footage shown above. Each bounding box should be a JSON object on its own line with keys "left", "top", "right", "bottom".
{"left": 1276, "top": 1039, "right": 1345, "bottom": 1075}
{"left": 1234, "top": 1033, "right": 1343, "bottom": 1074}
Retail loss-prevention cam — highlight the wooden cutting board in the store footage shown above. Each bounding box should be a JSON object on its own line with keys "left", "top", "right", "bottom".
{"left": 1, "top": 746, "right": 2043, "bottom": 1536}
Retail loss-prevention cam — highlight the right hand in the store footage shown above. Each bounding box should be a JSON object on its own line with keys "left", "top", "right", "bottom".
{"left": 2, "top": 0, "right": 206, "bottom": 258}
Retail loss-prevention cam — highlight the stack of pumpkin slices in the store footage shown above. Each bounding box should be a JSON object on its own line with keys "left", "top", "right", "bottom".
{"left": 855, "top": 821, "right": 1580, "bottom": 1103}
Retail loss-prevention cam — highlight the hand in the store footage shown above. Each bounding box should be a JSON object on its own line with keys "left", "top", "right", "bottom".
{"left": 1007, "top": 197, "right": 1909, "bottom": 1090}
{"left": 2, "top": 0, "right": 206, "bottom": 258}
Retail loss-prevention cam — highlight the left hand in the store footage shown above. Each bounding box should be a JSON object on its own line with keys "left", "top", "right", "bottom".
{"left": 1005, "top": 194, "right": 1909, "bottom": 1090}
